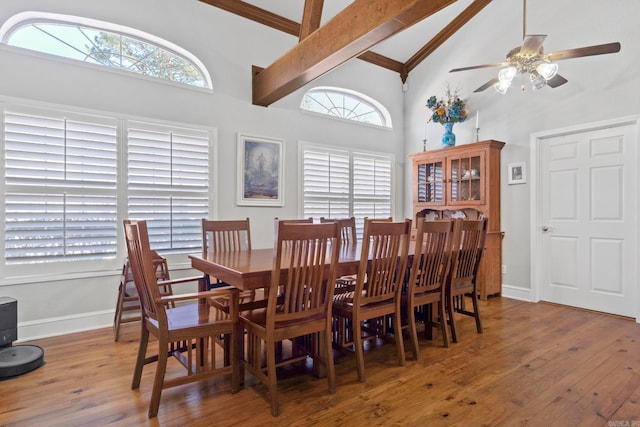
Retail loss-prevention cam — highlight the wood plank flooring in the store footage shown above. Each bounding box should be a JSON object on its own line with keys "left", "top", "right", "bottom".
{"left": 1, "top": 297, "right": 639, "bottom": 426}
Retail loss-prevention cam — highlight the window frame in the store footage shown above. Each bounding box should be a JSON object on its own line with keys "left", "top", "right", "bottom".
{"left": 0, "top": 98, "right": 216, "bottom": 284}
{"left": 300, "top": 86, "right": 393, "bottom": 129}
{"left": 298, "top": 141, "right": 394, "bottom": 237}
{"left": 0, "top": 11, "right": 213, "bottom": 91}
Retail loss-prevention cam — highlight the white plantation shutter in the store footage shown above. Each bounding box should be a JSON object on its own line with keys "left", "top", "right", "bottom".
{"left": 302, "top": 147, "right": 350, "bottom": 219}
{"left": 301, "top": 143, "right": 393, "bottom": 237}
{"left": 4, "top": 109, "right": 118, "bottom": 264}
{"left": 127, "top": 122, "right": 210, "bottom": 253}
{"left": 353, "top": 153, "right": 392, "bottom": 220}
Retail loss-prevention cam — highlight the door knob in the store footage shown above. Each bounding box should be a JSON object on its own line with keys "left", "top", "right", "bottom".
{"left": 541, "top": 225, "right": 550, "bottom": 232}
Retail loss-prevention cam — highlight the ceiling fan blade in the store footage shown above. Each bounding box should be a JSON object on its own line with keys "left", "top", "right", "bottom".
{"left": 520, "top": 34, "right": 546, "bottom": 56}
{"left": 474, "top": 77, "right": 499, "bottom": 93}
{"left": 450, "top": 62, "right": 509, "bottom": 73}
{"left": 546, "top": 42, "right": 621, "bottom": 61}
{"left": 547, "top": 74, "right": 568, "bottom": 88}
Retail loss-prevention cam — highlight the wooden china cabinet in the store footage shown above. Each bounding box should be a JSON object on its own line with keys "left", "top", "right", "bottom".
{"left": 409, "top": 140, "right": 505, "bottom": 300}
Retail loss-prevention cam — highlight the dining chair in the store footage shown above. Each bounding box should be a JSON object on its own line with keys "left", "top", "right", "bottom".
{"left": 113, "top": 250, "right": 191, "bottom": 341}
{"left": 201, "top": 218, "right": 252, "bottom": 290}
{"left": 124, "top": 219, "right": 239, "bottom": 418}
{"left": 240, "top": 220, "right": 341, "bottom": 416}
{"left": 332, "top": 218, "right": 412, "bottom": 382}
{"left": 402, "top": 218, "right": 457, "bottom": 361}
{"left": 446, "top": 218, "right": 488, "bottom": 343}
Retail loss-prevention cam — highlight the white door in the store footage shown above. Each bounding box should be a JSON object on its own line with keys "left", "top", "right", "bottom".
{"left": 538, "top": 123, "right": 637, "bottom": 317}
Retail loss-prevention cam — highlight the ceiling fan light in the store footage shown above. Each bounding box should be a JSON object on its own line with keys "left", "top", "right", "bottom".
{"left": 530, "top": 71, "right": 546, "bottom": 90}
{"left": 498, "top": 66, "right": 517, "bottom": 83}
{"left": 536, "top": 62, "right": 558, "bottom": 80}
{"left": 494, "top": 80, "right": 511, "bottom": 94}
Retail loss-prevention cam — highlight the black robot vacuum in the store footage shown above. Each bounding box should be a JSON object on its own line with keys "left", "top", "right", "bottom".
{"left": 0, "top": 297, "right": 45, "bottom": 380}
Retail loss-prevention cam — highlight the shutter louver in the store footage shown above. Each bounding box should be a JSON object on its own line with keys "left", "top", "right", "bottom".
{"left": 127, "top": 122, "right": 209, "bottom": 254}
{"left": 4, "top": 110, "right": 117, "bottom": 264}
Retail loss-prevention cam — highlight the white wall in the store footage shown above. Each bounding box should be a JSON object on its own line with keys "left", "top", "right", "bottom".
{"left": 0, "top": 0, "right": 406, "bottom": 339}
{"left": 404, "top": 0, "right": 640, "bottom": 298}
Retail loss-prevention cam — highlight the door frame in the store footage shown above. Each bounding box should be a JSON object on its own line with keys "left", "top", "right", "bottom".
{"left": 530, "top": 115, "right": 640, "bottom": 322}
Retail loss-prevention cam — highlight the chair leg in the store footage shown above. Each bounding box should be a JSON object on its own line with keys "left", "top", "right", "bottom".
{"left": 266, "top": 338, "right": 279, "bottom": 417}
{"left": 113, "top": 282, "right": 125, "bottom": 341}
{"left": 132, "top": 325, "right": 149, "bottom": 389}
{"left": 353, "top": 315, "right": 366, "bottom": 383}
{"left": 324, "top": 326, "right": 336, "bottom": 394}
{"left": 407, "top": 306, "right": 420, "bottom": 361}
{"left": 470, "top": 291, "right": 483, "bottom": 334}
{"left": 393, "top": 311, "right": 405, "bottom": 366}
{"left": 447, "top": 292, "right": 458, "bottom": 343}
{"left": 437, "top": 299, "right": 449, "bottom": 348}
{"left": 148, "top": 337, "right": 169, "bottom": 418}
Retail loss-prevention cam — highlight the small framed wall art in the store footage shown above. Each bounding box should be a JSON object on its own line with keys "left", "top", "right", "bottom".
{"left": 508, "top": 162, "right": 526, "bottom": 185}
{"left": 237, "top": 133, "right": 284, "bottom": 206}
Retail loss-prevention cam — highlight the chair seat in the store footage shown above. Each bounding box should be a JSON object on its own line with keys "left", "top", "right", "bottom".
{"left": 158, "top": 303, "right": 232, "bottom": 331}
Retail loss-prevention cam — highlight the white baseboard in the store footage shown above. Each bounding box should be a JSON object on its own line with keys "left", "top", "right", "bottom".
{"left": 501, "top": 284, "right": 534, "bottom": 302}
{"left": 17, "top": 309, "right": 114, "bottom": 342}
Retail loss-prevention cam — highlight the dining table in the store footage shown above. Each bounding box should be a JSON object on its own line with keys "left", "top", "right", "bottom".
{"left": 189, "top": 240, "right": 417, "bottom": 379}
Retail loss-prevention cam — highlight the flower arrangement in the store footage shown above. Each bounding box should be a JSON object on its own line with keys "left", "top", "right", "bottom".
{"left": 426, "top": 84, "right": 467, "bottom": 125}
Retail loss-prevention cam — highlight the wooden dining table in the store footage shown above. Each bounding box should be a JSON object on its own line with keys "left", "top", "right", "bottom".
{"left": 189, "top": 241, "right": 416, "bottom": 380}
{"left": 189, "top": 243, "right": 364, "bottom": 292}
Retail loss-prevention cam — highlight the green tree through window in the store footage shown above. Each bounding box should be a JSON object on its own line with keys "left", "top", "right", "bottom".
{"left": 1, "top": 12, "right": 210, "bottom": 88}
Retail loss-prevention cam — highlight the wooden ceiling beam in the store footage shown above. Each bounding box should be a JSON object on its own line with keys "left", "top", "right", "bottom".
{"left": 252, "top": 0, "right": 455, "bottom": 106}
{"left": 405, "top": 0, "right": 493, "bottom": 73}
{"left": 299, "top": 0, "right": 324, "bottom": 41}
{"left": 200, "top": 0, "right": 419, "bottom": 79}
{"left": 199, "top": 0, "right": 300, "bottom": 36}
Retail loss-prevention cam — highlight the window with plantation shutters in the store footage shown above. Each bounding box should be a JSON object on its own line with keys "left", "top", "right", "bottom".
{"left": 301, "top": 143, "right": 393, "bottom": 237}
{"left": 302, "top": 147, "right": 350, "bottom": 219}
{"left": 126, "top": 122, "right": 210, "bottom": 254}
{"left": 4, "top": 108, "right": 118, "bottom": 264}
{"left": 353, "top": 153, "right": 392, "bottom": 220}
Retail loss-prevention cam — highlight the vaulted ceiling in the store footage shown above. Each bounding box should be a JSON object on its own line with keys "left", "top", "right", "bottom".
{"left": 199, "top": 0, "right": 492, "bottom": 106}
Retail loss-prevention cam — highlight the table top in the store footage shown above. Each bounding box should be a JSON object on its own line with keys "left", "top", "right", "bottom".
{"left": 190, "top": 241, "right": 417, "bottom": 291}
{"left": 189, "top": 244, "right": 363, "bottom": 291}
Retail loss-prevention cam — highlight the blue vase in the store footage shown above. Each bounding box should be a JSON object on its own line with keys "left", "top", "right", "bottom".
{"left": 442, "top": 122, "right": 456, "bottom": 147}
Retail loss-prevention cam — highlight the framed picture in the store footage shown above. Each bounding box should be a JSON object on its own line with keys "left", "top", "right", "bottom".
{"left": 237, "top": 134, "right": 284, "bottom": 206}
{"left": 508, "top": 162, "right": 527, "bottom": 185}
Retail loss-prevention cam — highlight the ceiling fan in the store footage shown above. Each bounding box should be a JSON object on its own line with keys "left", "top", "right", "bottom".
{"left": 449, "top": 0, "right": 621, "bottom": 94}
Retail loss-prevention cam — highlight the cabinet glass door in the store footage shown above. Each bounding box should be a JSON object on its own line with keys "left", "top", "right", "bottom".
{"left": 416, "top": 160, "right": 444, "bottom": 204}
{"left": 449, "top": 154, "right": 484, "bottom": 204}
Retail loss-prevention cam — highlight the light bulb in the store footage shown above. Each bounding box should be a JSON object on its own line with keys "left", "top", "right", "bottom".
{"left": 530, "top": 71, "right": 546, "bottom": 90}
{"left": 493, "top": 80, "right": 511, "bottom": 94}
{"left": 498, "top": 66, "right": 517, "bottom": 83}
{"left": 536, "top": 62, "right": 558, "bottom": 80}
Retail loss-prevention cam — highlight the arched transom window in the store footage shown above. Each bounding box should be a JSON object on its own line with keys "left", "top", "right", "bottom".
{"left": 0, "top": 12, "right": 211, "bottom": 89}
{"left": 301, "top": 86, "right": 392, "bottom": 129}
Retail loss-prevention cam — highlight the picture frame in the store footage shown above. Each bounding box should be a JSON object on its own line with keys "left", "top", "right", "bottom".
{"left": 508, "top": 162, "right": 527, "bottom": 185}
{"left": 237, "top": 133, "right": 284, "bottom": 206}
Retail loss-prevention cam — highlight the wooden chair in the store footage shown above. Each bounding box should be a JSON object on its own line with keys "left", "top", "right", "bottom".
{"left": 201, "top": 217, "right": 252, "bottom": 291}
{"left": 240, "top": 220, "right": 341, "bottom": 416}
{"left": 402, "top": 218, "right": 457, "bottom": 360}
{"left": 123, "top": 220, "right": 239, "bottom": 418}
{"left": 332, "top": 218, "right": 411, "bottom": 382}
{"left": 113, "top": 250, "right": 183, "bottom": 341}
{"left": 320, "top": 217, "right": 357, "bottom": 286}
{"left": 446, "top": 218, "right": 488, "bottom": 343}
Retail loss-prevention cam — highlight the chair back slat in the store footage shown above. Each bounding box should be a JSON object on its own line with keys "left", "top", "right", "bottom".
{"left": 410, "top": 219, "right": 456, "bottom": 295}
{"left": 355, "top": 219, "right": 411, "bottom": 305}
{"left": 320, "top": 217, "right": 357, "bottom": 245}
{"left": 268, "top": 221, "right": 340, "bottom": 324}
{"left": 450, "top": 219, "right": 487, "bottom": 285}
{"left": 123, "top": 220, "right": 166, "bottom": 326}
{"left": 202, "top": 218, "right": 251, "bottom": 257}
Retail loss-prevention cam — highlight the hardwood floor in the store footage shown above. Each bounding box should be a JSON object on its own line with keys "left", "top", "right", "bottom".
{"left": 1, "top": 297, "right": 639, "bottom": 426}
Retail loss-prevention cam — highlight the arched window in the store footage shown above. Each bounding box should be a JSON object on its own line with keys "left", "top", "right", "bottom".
{"left": 301, "top": 86, "right": 392, "bottom": 129}
{"left": 0, "top": 12, "right": 212, "bottom": 89}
